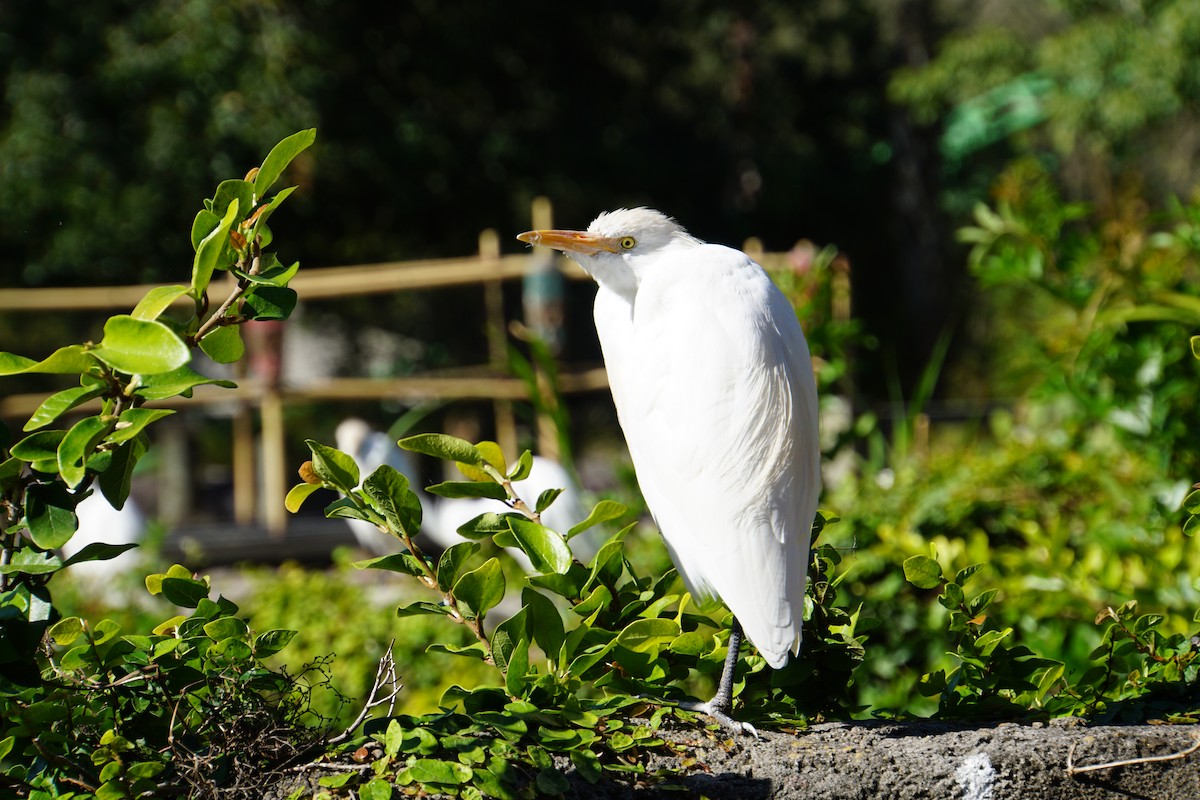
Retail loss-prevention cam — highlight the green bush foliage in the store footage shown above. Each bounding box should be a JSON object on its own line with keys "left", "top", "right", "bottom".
{"left": 0, "top": 130, "right": 320, "bottom": 797}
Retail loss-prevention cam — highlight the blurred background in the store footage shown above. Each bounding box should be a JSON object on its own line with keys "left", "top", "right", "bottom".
{"left": 3, "top": 0, "right": 1200, "bottom": 722}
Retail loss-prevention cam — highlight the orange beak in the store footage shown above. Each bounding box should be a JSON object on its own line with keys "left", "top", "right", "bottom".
{"left": 516, "top": 228, "right": 620, "bottom": 256}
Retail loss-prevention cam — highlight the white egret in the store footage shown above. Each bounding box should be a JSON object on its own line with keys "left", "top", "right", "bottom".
{"left": 518, "top": 208, "right": 820, "bottom": 733}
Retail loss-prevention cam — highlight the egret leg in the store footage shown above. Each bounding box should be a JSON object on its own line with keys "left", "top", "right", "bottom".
{"left": 679, "top": 617, "right": 758, "bottom": 737}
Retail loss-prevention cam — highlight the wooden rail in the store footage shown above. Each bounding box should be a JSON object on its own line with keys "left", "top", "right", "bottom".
{"left": 1, "top": 197, "right": 830, "bottom": 541}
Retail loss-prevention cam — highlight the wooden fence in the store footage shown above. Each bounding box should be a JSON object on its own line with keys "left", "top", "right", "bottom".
{"left": 0, "top": 198, "right": 841, "bottom": 538}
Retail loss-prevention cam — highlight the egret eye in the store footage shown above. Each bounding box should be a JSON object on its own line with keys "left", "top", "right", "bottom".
{"left": 619, "top": 236, "right": 637, "bottom": 251}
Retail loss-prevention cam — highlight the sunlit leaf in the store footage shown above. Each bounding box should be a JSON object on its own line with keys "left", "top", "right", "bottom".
{"left": 566, "top": 500, "right": 628, "bottom": 539}
{"left": 244, "top": 286, "right": 297, "bottom": 321}
{"left": 58, "top": 415, "right": 117, "bottom": 488}
{"left": 508, "top": 517, "right": 571, "bottom": 574}
{"left": 24, "top": 483, "right": 78, "bottom": 550}
{"left": 0, "top": 345, "right": 94, "bottom": 376}
{"left": 453, "top": 557, "right": 505, "bottom": 619}
{"left": 305, "top": 439, "right": 360, "bottom": 494}
{"left": 903, "top": 555, "right": 943, "bottom": 589}
{"left": 131, "top": 285, "right": 190, "bottom": 321}
{"left": 253, "top": 128, "right": 317, "bottom": 198}
{"left": 23, "top": 385, "right": 106, "bottom": 431}
{"left": 92, "top": 315, "right": 190, "bottom": 375}
{"left": 191, "top": 199, "right": 240, "bottom": 299}
{"left": 134, "top": 365, "right": 236, "bottom": 401}
{"left": 285, "top": 482, "right": 322, "bottom": 513}
{"left": 426, "top": 481, "right": 507, "bottom": 501}
{"left": 615, "top": 617, "right": 681, "bottom": 655}
{"left": 362, "top": 464, "right": 422, "bottom": 538}
{"left": 437, "top": 542, "right": 481, "bottom": 591}
{"left": 398, "top": 433, "right": 482, "bottom": 466}
{"left": 198, "top": 321, "right": 244, "bottom": 364}
{"left": 107, "top": 408, "right": 175, "bottom": 444}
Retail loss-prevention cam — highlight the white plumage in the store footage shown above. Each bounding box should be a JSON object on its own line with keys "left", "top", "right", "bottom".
{"left": 518, "top": 208, "right": 820, "bottom": 673}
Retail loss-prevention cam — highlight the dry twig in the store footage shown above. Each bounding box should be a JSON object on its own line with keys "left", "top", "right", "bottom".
{"left": 1067, "top": 731, "right": 1200, "bottom": 775}
{"left": 328, "top": 643, "right": 402, "bottom": 746}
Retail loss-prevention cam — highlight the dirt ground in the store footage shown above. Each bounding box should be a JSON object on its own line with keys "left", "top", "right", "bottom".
{"left": 273, "top": 718, "right": 1200, "bottom": 799}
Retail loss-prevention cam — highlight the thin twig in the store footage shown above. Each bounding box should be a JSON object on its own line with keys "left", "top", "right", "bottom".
{"left": 288, "top": 761, "right": 372, "bottom": 773}
{"left": 327, "top": 644, "right": 402, "bottom": 746}
{"left": 1067, "top": 732, "right": 1200, "bottom": 775}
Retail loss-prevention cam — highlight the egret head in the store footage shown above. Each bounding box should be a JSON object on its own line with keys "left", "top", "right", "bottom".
{"left": 517, "top": 207, "right": 698, "bottom": 294}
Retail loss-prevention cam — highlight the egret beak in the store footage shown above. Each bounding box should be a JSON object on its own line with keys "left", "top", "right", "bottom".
{"left": 517, "top": 229, "right": 620, "bottom": 256}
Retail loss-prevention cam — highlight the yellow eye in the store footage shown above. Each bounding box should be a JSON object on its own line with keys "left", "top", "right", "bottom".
{"left": 619, "top": 236, "right": 637, "bottom": 250}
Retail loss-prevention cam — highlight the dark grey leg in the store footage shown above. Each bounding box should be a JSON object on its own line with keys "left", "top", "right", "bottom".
{"left": 679, "top": 616, "right": 758, "bottom": 737}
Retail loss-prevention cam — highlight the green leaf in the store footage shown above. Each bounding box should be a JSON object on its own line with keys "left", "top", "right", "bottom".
{"left": 61, "top": 541, "right": 139, "bottom": 568}
{"left": 491, "top": 607, "right": 527, "bottom": 674}
{"left": 198, "top": 322, "right": 244, "bottom": 364}
{"left": 58, "top": 415, "right": 117, "bottom": 488}
{"left": 508, "top": 449, "right": 533, "bottom": 481}
{"left": 505, "top": 638, "right": 530, "bottom": 697}
{"left": 134, "top": 365, "right": 236, "bottom": 401}
{"left": 362, "top": 464, "right": 422, "bottom": 538}
{"left": 359, "top": 778, "right": 393, "bottom": 800}
{"left": 203, "top": 617, "right": 249, "bottom": 641}
{"left": 285, "top": 482, "right": 322, "bottom": 513}
{"left": 244, "top": 286, "right": 297, "bottom": 321}
{"left": 246, "top": 188, "right": 299, "bottom": 246}
{"left": 305, "top": 439, "right": 360, "bottom": 494}
{"left": 616, "top": 617, "right": 681, "bottom": 656}
{"left": 1184, "top": 490, "right": 1200, "bottom": 516}
{"left": 0, "top": 345, "right": 95, "bottom": 375}
{"left": 408, "top": 758, "right": 472, "bottom": 786}
{"left": 24, "top": 483, "right": 78, "bottom": 550}
{"left": 453, "top": 557, "right": 505, "bottom": 619}
{"left": 398, "top": 433, "right": 483, "bottom": 465}
{"left": 1192, "top": 335, "right": 1200, "bottom": 360}
{"left": 535, "top": 768, "right": 570, "bottom": 794}
{"left": 131, "top": 285, "right": 191, "bottom": 321}
{"left": 954, "top": 564, "right": 985, "bottom": 586}
{"left": 437, "top": 542, "right": 481, "bottom": 590}
{"left": 522, "top": 588, "right": 565, "bottom": 658}
{"left": 253, "top": 128, "right": 317, "bottom": 198}
{"left": 507, "top": 517, "right": 572, "bottom": 574}
{"left": 24, "top": 385, "right": 107, "bottom": 431}
{"left": 570, "top": 749, "right": 602, "bottom": 784}
{"left": 191, "top": 208, "right": 221, "bottom": 250}
{"left": 254, "top": 629, "right": 298, "bottom": 657}
{"left": 107, "top": 408, "right": 175, "bottom": 444}
{"left": 903, "top": 555, "right": 944, "bottom": 589}
{"left": 669, "top": 630, "right": 713, "bottom": 656}
{"left": 396, "top": 601, "right": 454, "bottom": 618}
{"left": 11, "top": 430, "right": 67, "bottom": 463}
{"left": 427, "top": 480, "right": 508, "bottom": 501}
{"left": 357, "top": 552, "right": 428, "bottom": 577}
{"left": 92, "top": 316, "right": 190, "bottom": 375}
{"left": 535, "top": 488, "right": 563, "bottom": 515}
{"left": 45, "top": 616, "right": 82, "bottom": 645}
{"left": 426, "top": 642, "right": 490, "bottom": 660}
{"left": 191, "top": 198, "right": 240, "bottom": 299}
{"left": 567, "top": 499, "right": 628, "bottom": 539}
{"left": 0, "top": 546, "right": 63, "bottom": 576}
{"left": 212, "top": 178, "right": 254, "bottom": 219}
{"left": 159, "top": 577, "right": 210, "bottom": 608}
{"left": 456, "top": 511, "right": 517, "bottom": 540}
{"left": 99, "top": 436, "right": 147, "bottom": 510}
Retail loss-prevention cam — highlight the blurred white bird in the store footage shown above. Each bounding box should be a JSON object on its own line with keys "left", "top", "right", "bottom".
{"left": 60, "top": 491, "right": 146, "bottom": 605}
{"left": 519, "top": 208, "right": 820, "bottom": 733}
{"left": 335, "top": 418, "right": 587, "bottom": 560}
{"left": 335, "top": 417, "right": 423, "bottom": 555}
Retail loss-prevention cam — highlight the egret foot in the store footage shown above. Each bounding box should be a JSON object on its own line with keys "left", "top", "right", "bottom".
{"left": 679, "top": 617, "right": 759, "bottom": 738}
